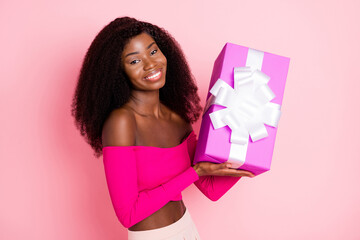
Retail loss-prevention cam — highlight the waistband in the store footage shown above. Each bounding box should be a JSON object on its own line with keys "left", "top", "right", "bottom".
{"left": 127, "top": 208, "right": 193, "bottom": 239}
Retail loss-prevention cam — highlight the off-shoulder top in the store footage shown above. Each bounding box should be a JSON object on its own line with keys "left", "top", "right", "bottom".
{"left": 102, "top": 130, "right": 241, "bottom": 228}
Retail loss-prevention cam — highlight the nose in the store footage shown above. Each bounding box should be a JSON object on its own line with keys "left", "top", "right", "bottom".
{"left": 143, "top": 56, "right": 156, "bottom": 70}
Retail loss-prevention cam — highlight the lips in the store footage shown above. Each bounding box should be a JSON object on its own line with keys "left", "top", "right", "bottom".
{"left": 144, "top": 69, "right": 162, "bottom": 81}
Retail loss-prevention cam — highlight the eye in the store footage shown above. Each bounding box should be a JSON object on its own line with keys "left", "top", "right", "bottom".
{"left": 150, "top": 49, "right": 158, "bottom": 55}
{"left": 130, "top": 59, "right": 140, "bottom": 65}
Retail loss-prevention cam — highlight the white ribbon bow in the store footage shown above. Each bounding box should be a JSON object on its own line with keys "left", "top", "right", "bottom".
{"left": 203, "top": 66, "right": 282, "bottom": 167}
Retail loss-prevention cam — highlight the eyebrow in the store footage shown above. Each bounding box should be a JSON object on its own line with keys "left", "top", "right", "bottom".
{"left": 124, "top": 42, "right": 156, "bottom": 58}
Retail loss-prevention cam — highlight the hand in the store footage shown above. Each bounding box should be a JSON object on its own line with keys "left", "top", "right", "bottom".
{"left": 193, "top": 162, "right": 255, "bottom": 178}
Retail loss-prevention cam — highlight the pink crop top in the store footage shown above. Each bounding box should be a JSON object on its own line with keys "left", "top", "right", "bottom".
{"left": 102, "top": 130, "right": 241, "bottom": 228}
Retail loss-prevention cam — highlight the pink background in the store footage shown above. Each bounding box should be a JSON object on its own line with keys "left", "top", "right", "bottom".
{"left": 1, "top": 0, "right": 359, "bottom": 239}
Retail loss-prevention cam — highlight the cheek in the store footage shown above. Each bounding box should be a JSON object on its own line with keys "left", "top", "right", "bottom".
{"left": 125, "top": 66, "right": 141, "bottom": 79}
{"left": 161, "top": 55, "right": 167, "bottom": 66}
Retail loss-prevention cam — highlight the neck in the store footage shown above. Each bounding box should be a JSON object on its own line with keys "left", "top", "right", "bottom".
{"left": 128, "top": 89, "right": 163, "bottom": 118}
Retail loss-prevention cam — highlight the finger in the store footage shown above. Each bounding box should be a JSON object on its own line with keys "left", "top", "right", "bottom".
{"left": 241, "top": 171, "right": 255, "bottom": 178}
{"left": 234, "top": 169, "right": 254, "bottom": 176}
{"left": 218, "top": 169, "right": 255, "bottom": 177}
{"left": 215, "top": 162, "right": 231, "bottom": 170}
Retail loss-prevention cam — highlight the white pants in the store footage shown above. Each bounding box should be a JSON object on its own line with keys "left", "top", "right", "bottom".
{"left": 127, "top": 208, "right": 201, "bottom": 240}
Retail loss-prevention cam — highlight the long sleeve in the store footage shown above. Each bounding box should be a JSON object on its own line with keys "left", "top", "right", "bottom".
{"left": 102, "top": 146, "right": 199, "bottom": 228}
{"left": 188, "top": 133, "right": 242, "bottom": 201}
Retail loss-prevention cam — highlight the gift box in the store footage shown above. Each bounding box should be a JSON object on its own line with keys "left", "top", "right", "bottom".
{"left": 193, "top": 43, "right": 290, "bottom": 176}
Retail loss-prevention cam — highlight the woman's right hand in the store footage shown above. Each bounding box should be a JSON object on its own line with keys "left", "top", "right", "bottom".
{"left": 193, "top": 162, "right": 255, "bottom": 178}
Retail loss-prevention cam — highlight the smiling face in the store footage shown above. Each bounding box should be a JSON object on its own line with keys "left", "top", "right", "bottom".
{"left": 121, "top": 32, "right": 167, "bottom": 91}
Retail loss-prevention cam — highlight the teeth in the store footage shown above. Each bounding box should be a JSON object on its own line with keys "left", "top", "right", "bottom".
{"left": 146, "top": 71, "right": 160, "bottom": 79}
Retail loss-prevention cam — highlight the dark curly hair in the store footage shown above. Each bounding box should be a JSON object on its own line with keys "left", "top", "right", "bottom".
{"left": 71, "top": 17, "right": 202, "bottom": 158}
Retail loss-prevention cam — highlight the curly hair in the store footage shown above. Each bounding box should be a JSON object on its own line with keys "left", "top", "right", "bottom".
{"left": 71, "top": 17, "right": 202, "bottom": 158}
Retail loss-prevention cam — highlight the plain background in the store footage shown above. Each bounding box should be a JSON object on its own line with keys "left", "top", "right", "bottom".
{"left": 1, "top": 0, "right": 359, "bottom": 239}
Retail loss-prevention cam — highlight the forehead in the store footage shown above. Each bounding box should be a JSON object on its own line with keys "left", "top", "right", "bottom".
{"left": 122, "top": 33, "right": 156, "bottom": 53}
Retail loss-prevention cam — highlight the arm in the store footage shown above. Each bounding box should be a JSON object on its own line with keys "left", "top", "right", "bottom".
{"left": 103, "top": 147, "right": 199, "bottom": 228}
{"left": 101, "top": 109, "right": 199, "bottom": 228}
{"left": 187, "top": 132, "right": 241, "bottom": 201}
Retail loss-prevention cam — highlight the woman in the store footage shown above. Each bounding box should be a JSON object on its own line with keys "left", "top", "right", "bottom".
{"left": 71, "top": 17, "right": 254, "bottom": 240}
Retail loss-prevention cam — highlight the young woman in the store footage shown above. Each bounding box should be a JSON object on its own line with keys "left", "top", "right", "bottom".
{"left": 71, "top": 17, "right": 254, "bottom": 240}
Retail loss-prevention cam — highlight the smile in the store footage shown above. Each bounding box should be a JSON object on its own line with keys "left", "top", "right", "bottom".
{"left": 144, "top": 69, "right": 162, "bottom": 81}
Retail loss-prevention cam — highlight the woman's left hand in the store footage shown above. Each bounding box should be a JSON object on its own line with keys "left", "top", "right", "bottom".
{"left": 193, "top": 162, "right": 255, "bottom": 178}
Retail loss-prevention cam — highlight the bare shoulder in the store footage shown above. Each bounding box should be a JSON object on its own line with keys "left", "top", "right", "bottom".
{"left": 102, "top": 107, "right": 136, "bottom": 147}
{"left": 168, "top": 107, "right": 193, "bottom": 134}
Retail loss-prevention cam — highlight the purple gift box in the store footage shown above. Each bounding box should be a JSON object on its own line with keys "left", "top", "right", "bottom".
{"left": 193, "top": 43, "right": 290, "bottom": 176}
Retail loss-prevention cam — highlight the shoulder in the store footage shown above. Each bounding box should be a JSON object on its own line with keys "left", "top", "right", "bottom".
{"left": 167, "top": 106, "right": 193, "bottom": 134}
{"left": 102, "top": 107, "right": 136, "bottom": 147}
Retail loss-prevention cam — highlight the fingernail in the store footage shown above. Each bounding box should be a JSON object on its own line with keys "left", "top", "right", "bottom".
{"left": 226, "top": 164, "right": 231, "bottom": 168}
